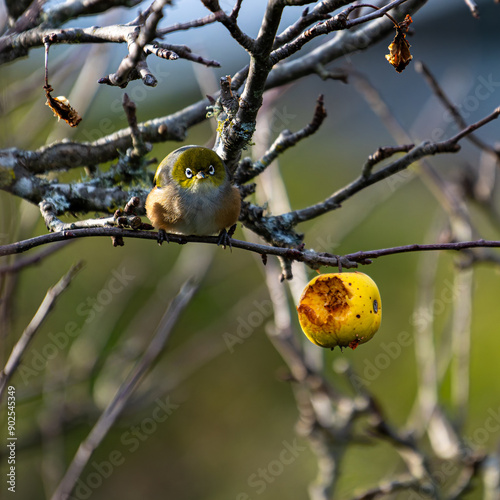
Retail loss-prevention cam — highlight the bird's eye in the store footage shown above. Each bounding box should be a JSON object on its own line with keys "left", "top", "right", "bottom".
{"left": 185, "top": 167, "right": 193, "bottom": 179}
{"left": 208, "top": 165, "right": 215, "bottom": 175}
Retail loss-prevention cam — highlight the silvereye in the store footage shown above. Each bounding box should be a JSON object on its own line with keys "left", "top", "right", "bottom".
{"left": 145, "top": 145, "right": 241, "bottom": 245}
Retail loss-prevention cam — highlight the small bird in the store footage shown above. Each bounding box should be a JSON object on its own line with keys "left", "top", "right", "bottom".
{"left": 145, "top": 145, "right": 241, "bottom": 246}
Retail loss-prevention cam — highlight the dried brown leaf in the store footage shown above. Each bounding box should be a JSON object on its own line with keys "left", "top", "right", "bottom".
{"left": 385, "top": 14, "right": 413, "bottom": 73}
{"left": 44, "top": 86, "right": 82, "bottom": 127}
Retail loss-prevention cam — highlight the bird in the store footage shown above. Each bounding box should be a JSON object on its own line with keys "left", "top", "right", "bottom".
{"left": 145, "top": 145, "right": 241, "bottom": 247}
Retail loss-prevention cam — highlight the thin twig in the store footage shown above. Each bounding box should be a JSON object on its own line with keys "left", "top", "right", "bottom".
{"left": 201, "top": 0, "right": 255, "bottom": 52}
{"left": 273, "top": 0, "right": 350, "bottom": 49}
{"left": 415, "top": 61, "right": 499, "bottom": 158}
{"left": 156, "top": 11, "right": 221, "bottom": 35}
{"left": 50, "top": 278, "right": 198, "bottom": 500}
{"left": 122, "top": 93, "right": 149, "bottom": 157}
{"left": 148, "top": 42, "right": 220, "bottom": 67}
{"left": 449, "top": 107, "right": 500, "bottom": 144}
{"left": 0, "top": 1, "right": 426, "bottom": 178}
{"left": 2, "top": 228, "right": 500, "bottom": 270}
{"left": 361, "top": 144, "right": 414, "bottom": 177}
{"left": 0, "top": 262, "right": 84, "bottom": 399}
{"left": 269, "top": 0, "right": 407, "bottom": 66}
{"left": 0, "top": 241, "right": 72, "bottom": 275}
{"left": 235, "top": 94, "right": 327, "bottom": 184}
{"left": 342, "top": 239, "right": 500, "bottom": 262}
{"left": 283, "top": 103, "right": 499, "bottom": 229}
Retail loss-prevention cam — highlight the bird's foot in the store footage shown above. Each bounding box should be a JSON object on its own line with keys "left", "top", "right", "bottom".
{"left": 217, "top": 224, "right": 236, "bottom": 250}
{"left": 157, "top": 229, "right": 170, "bottom": 246}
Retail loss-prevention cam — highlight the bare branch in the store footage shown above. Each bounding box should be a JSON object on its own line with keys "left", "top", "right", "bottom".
{"left": 342, "top": 239, "right": 500, "bottom": 263}
{"left": 273, "top": 0, "right": 351, "bottom": 48}
{"left": 211, "top": 0, "right": 293, "bottom": 168}
{"left": 2, "top": 224, "right": 500, "bottom": 278}
{"left": 235, "top": 94, "right": 327, "bottom": 184}
{"left": 482, "top": 455, "right": 500, "bottom": 500}
{"left": 450, "top": 268, "right": 473, "bottom": 429}
{"left": 122, "top": 93, "right": 150, "bottom": 157}
{"left": 361, "top": 144, "right": 414, "bottom": 177}
{"left": 269, "top": 0, "right": 408, "bottom": 66}
{"left": 447, "top": 454, "right": 485, "bottom": 499}
{"left": 0, "top": 1, "right": 143, "bottom": 62}
{"left": 266, "top": 0, "right": 429, "bottom": 89}
{"left": 415, "top": 61, "right": 500, "bottom": 159}
{"left": 0, "top": 0, "right": 428, "bottom": 181}
{"left": 449, "top": 107, "right": 500, "bottom": 144}
{"left": 201, "top": 0, "right": 255, "bottom": 52}
{"left": 2, "top": 170, "right": 149, "bottom": 215}
{"left": 0, "top": 262, "right": 83, "bottom": 399}
{"left": 42, "top": 0, "right": 143, "bottom": 28}
{"left": 100, "top": 0, "right": 172, "bottom": 87}
{"left": 0, "top": 101, "right": 197, "bottom": 174}
{"left": 148, "top": 41, "right": 221, "bottom": 67}
{"left": 50, "top": 278, "right": 198, "bottom": 500}
{"left": 0, "top": 241, "right": 72, "bottom": 275}
{"left": 1, "top": 24, "right": 134, "bottom": 61}
{"left": 3, "top": 0, "right": 43, "bottom": 23}
{"left": 283, "top": 107, "right": 500, "bottom": 227}
{"left": 156, "top": 11, "right": 221, "bottom": 35}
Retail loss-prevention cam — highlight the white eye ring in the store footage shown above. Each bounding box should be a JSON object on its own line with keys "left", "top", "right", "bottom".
{"left": 185, "top": 167, "right": 193, "bottom": 178}
{"left": 208, "top": 165, "right": 215, "bottom": 175}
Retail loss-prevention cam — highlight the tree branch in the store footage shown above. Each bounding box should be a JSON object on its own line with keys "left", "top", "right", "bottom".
{"left": 269, "top": 0, "right": 408, "bottom": 66}
{"left": 0, "top": 0, "right": 427, "bottom": 179}
{"left": 0, "top": 241, "right": 72, "bottom": 275}
{"left": 100, "top": 0, "right": 173, "bottom": 87}
{"left": 281, "top": 107, "right": 500, "bottom": 227}
{"left": 266, "top": 0, "right": 429, "bottom": 89}
{"left": 415, "top": 61, "right": 500, "bottom": 159}
{"left": 201, "top": 0, "right": 255, "bottom": 53}
{"left": 1, "top": 226, "right": 500, "bottom": 274}
{"left": 235, "top": 94, "right": 327, "bottom": 184}
{"left": 50, "top": 278, "right": 198, "bottom": 500}
{"left": 0, "top": 261, "right": 83, "bottom": 399}
{"left": 273, "top": 0, "right": 351, "bottom": 48}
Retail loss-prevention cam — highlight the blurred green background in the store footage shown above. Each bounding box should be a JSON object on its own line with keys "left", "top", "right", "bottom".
{"left": 1, "top": 1, "right": 500, "bottom": 499}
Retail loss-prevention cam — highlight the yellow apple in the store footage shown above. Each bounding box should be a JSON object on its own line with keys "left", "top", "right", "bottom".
{"left": 297, "top": 272, "right": 382, "bottom": 350}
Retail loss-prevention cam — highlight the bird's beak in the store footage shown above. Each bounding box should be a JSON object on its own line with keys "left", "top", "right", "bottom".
{"left": 196, "top": 171, "right": 206, "bottom": 180}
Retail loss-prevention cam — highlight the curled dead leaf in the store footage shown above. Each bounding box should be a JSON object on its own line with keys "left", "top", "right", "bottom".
{"left": 44, "top": 86, "right": 82, "bottom": 127}
{"left": 385, "top": 14, "right": 413, "bottom": 73}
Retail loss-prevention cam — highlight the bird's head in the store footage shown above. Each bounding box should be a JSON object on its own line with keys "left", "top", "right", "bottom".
{"left": 154, "top": 145, "right": 228, "bottom": 193}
